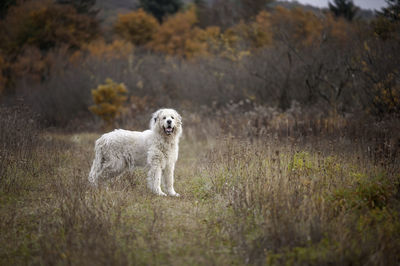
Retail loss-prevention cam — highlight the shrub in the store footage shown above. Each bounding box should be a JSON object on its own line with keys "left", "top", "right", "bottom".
{"left": 148, "top": 7, "right": 208, "bottom": 58}
{"left": 114, "top": 9, "right": 159, "bottom": 46}
{"left": 89, "top": 78, "right": 128, "bottom": 128}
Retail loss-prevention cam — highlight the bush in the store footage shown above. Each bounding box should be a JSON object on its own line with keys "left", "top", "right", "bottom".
{"left": 89, "top": 78, "right": 128, "bottom": 128}
{"left": 114, "top": 9, "right": 159, "bottom": 46}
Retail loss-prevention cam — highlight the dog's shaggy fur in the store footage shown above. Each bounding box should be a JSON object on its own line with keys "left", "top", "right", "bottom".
{"left": 88, "top": 108, "right": 182, "bottom": 196}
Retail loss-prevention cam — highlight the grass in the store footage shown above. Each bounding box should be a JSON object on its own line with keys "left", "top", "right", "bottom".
{"left": 1, "top": 110, "right": 400, "bottom": 265}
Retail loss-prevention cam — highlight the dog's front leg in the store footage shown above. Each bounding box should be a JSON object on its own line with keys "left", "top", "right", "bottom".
{"left": 163, "top": 164, "right": 180, "bottom": 197}
{"left": 147, "top": 166, "right": 166, "bottom": 196}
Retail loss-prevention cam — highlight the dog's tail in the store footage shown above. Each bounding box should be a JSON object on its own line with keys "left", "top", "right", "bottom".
{"left": 88, "top": 142, "right": 103, "bottom": 186}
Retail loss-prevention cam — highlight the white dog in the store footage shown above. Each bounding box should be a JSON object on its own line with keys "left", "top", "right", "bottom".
{"left": 88, "top": 108, "right": 182, "bottom": 196}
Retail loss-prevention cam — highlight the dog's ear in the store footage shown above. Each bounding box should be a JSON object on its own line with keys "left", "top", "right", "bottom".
{"left": 176, "top": 112, "right": 182, "bottom": 126}
{"left": 150, "top": 109, "right": 161, "bottom": 129}
{"left": 171, "top": 109, "right": 182, "bottom": 127}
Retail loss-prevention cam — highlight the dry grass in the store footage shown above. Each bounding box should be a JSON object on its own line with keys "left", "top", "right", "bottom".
{"left": 1, "top": 107, "right": 399, "bottom": 265}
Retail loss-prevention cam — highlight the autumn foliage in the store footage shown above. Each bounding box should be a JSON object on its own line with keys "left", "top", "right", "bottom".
{"left": 269, "top": 6, "right": 323, "bottom": 46}
{"left": 148, "top": 7, "right": 208, "bottom": 58}
{"left": 114, "top": 9, "right": 159, "bottom": 46}
{"left": 79, "top": 39, "right": 134, "bottom": 61}
{"left": 0, "top": 0, "right": 98, "bottom": 56}
{"left": 0, "top": 0, "right": 99, "bottom": 94}
{"left": 0, "top": 0, "right": 398, "bottom": 118}
{"left": 142, "top": 6, "right": 353, "bottom": 58}
{"left": 89, "top": 78, "right": 128, "bottom": 127}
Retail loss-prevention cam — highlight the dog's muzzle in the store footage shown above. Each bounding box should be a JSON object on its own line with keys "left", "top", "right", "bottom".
{"left": 163, "top": 126, "right": 174, "bottom": 135}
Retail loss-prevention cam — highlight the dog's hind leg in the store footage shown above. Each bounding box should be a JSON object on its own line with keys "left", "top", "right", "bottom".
{"left": 88, "top": 144, "right": 108, "bottom": 186}
{"left": 88, "top": 155, "right": 103, "bottom": 186}
{"left": 100, "top": 158, "right": 126, "bottom": 182}
{"left": 89, "top": 151, "right": 126, "bottom": 185}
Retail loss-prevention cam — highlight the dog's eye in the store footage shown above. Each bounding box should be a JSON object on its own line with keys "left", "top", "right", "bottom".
{"left": 171, "top": 116, "right": 174, "bottom": 119}
{"left": 163, "top": 117, "right": 166, "bottom": 120}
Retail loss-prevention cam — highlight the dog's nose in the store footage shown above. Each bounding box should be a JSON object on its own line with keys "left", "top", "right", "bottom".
{"left": 167, "top": 119, "right": 172, "bottom": 124}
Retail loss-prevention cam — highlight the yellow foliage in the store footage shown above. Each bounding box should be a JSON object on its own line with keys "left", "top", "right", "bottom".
{"left": 69, "top": 39, "right": 134, "bottom": 66}
{"left": 196, "top": 26, "right": 235, "bottom": 58}
{"left": 200, "top": 26, "right": 221, "bottom": 40}
{"left": 114, "top": 9, "right": 159, "bottom": 46}
{"left": 148, "top": 7, "right": 208, "bottom": 58}
{"left": 0, "top": 0, "right": 99, "bottom": 92}
{"left": 89, "top": 78, "right": 128, "bottom": 126}
{"left": 252, "top": 11, "right": 273, "bottom": 48}
{"left": 323, "top": 14, "right": 352, "bottom": 46}
{"left": 0, "top": 0, "right": 98, "bottom": 55}
{"left": 194, "top": 25, "right": 247, "bottom": 60}
{"left": 196, "top": 26, "right": 221, "bottom": 52}
{"left": 83, "top": 39, "right": 133, "bottom": 60}
{"left": 228, "top": 11, "right": 273, "bottom": 49}
{"left": 271, "top": 6, "right": 323, "bottom": 46}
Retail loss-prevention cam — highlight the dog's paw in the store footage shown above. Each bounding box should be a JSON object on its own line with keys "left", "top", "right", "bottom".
{"left": 168, "top": 191, "right": 180, "bottom": 197}
{"left": 156, "top": 191, "right": 167, "bottom": 196}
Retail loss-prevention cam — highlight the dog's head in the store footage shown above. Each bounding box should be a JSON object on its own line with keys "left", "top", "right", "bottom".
{"left": 150, "top": 108, "right": 182, "bottom": 138}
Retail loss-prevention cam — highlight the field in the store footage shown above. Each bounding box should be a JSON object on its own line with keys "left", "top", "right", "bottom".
{"left": 1, "top": 0, "right": 400, "bottom": 264}
{"left": 1, "top": 109, "right": 399, "bottom": 265}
